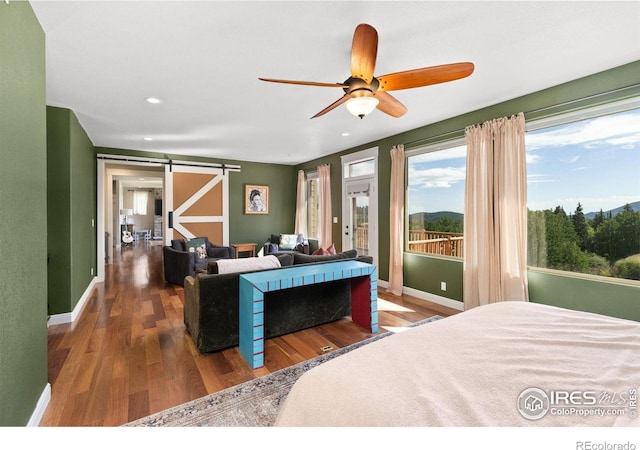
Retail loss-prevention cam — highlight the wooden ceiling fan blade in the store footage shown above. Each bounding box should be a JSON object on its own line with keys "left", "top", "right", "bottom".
{"left": 311, "top": 94, "right": 350, "bottom": 119}
{"left": 375, "top": 91, "right": 407, "bottom": 118}
{"left": 376, "top": 62, "right": 475, "bottom": 91}
{"left": 351, "top": 23, "right": 378, "bottom": 84}
{"left": 259, "top": 78, "right": 348, "bottom": 88}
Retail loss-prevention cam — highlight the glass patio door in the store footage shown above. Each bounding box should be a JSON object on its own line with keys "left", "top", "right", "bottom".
{"left": 341, "top": 147, "right": 378, "bottom": 266}
{"left": 345, "top": 182, "right": 370, "bottom": 256}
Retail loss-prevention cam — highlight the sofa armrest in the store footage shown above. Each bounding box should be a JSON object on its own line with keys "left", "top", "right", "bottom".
{"left": 163, "top": 245, "right": 194, "bottom": 286}
{"left": 263, "top": 242, "right": 279, "bottom": 255}
{"left": 183, "top": 275, "right": 201, "bottom": 343}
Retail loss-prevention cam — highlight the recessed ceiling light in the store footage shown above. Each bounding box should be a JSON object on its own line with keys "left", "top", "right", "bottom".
{"left": 143, "top": 137, "right": 153, "bottom": 141}
{"left": 341, "top": 132, "right": 351, "bottom": 137}
{"left": 144, "top": 97, "right": 163, "bottom": 104}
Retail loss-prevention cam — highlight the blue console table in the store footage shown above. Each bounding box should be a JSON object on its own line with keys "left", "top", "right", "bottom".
{"left": 239, "top": 260, "right": 378, "bottom": 369}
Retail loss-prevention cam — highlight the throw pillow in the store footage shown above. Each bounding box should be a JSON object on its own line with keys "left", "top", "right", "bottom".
{"left": 327, "top": 243, "right": 337, "bottom": 255}
{"left": 171, "top": 239, "right": 186, "bottom": 251}
{"left": 270, "top": 234, "right": 282, "bottom": 245}
{"left": 276, "top": 253, "right": 294, "bottom": 267}
{"left": 186, "top": 238, "right": 207, "bottom": 259}
{"left": 312, "top": 247, "right": 329, "bottom": 256}
{"left": 279, "top": 234, "right": 298, "bottom": 250}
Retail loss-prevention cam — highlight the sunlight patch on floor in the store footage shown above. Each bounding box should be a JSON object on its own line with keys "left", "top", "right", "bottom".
{"left": 377, "top": 298, "right": 415, "bottom": 313}
{"left": 383, "top": 325, "right": 413, "bottom": 333}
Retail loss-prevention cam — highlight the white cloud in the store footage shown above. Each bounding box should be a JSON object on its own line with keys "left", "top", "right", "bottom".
{"left": 409, "top": 145, "right": 466, "bottom": 164}
{"left": 527, "top": 174, "right": 556, "bottom": 183}
{"left": 526, "top": 152, "right": 541, "bottom": 164}
{"left": 526, "top": 111, "right": 640, "bottom": 150}
{"left": 408, "top": 166, "right": 466, "bottom": 189}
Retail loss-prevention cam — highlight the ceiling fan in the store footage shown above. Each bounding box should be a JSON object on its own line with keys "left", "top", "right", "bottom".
{"left": 259, "top": 23, "right": 474, "bottom": 119}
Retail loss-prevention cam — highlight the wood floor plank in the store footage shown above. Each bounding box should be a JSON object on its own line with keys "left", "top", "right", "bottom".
{"left": 40, "top": 241, "right": 458, "bottom": 426}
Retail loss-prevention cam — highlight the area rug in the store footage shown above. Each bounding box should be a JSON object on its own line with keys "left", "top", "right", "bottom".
{"left": 124, "top": 315, "right": 443, "bottom": 427}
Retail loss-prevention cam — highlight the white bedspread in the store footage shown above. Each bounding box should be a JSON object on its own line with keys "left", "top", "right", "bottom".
{"left": 275, "top": 301, "right": 640, "bottom": 426}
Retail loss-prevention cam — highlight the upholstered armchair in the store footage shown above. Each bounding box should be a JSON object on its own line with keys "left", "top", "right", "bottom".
{"left": 163, "top": 236, "right": 235, "bottom": 286}
{"left": 263, "top": 233, "right": 309, "bottom": 256}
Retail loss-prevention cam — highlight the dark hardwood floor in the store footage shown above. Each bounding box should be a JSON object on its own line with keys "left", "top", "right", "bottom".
{"left": 40, "top": 240, "right": 459, "bottom": 426}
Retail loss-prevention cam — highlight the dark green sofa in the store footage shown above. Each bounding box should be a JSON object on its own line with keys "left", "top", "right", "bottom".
{"left": 183, "top": 249, "right": 373, "bottom": 354}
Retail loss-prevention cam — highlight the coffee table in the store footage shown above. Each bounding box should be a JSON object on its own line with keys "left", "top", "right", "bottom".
{"left": 239, "top": 260, "right": 378, "bottom": 369}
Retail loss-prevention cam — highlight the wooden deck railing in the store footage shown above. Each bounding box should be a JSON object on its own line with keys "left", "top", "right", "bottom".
{"left": 408, "top": 230, "right": 464, "bottom": 258}
{"left": 354, "top": 225, "right": 368, "bottom": 254}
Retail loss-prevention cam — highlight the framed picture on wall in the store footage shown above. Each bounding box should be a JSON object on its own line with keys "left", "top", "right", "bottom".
{"left": 245, "top": 184, "right": 269, "bottom": 214}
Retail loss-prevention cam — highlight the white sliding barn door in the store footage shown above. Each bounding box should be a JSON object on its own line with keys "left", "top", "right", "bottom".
{"left": 164, "top": 164, "right": 229, "bottom": 245}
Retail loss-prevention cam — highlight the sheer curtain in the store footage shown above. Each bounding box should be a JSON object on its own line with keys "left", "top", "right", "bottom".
{"left": 133, "top": 190, "right": 148, "bottom": 215}
{"left": 387, "top": 144, "right": 405, "bottom": 296}
{"left": 463, "top": 113, "right": 528, "bottom": 310}
{"left": 317, "top": 164, "right": 332, "bottom": 249}
{"left": 294, "top": 170, "right": 307, "bottom": 236}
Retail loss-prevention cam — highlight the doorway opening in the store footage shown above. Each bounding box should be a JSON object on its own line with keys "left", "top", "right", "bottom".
{"left": 341, "top": 147, "right": 378, "bottom": 266}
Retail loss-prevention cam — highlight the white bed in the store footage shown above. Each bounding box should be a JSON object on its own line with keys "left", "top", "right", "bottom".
{"left": 275, "top": 301, "right": 640, "bottom": 426}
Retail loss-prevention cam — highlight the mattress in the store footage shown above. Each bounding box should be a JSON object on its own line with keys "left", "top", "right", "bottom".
{"left": 274, "top": 301, "right": 640, "bottom": 426}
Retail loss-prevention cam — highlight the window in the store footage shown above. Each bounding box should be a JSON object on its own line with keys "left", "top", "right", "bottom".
{"left": 404, "top": 100, "right": 640, "bottom": 282}
{"left": 526, "top": 105, "right": 640, "bottom": 281}
{"left": 133, "top": 190, "right": 148, "bottom": 215}
{"left": 306, "top": 172, "right": 319, "bottom": 239}
{"left": 406, "top": 143, "right": 466, "bottom": 258}
{"left": 345, "top": 158, "right": 374, "bottom": 178}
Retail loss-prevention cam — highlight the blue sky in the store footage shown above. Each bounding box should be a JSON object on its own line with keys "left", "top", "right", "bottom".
{"left": 407, "top": 108, "right": 640, "bottom": 215}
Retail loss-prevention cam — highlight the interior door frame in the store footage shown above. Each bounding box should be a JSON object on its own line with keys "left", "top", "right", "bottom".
{"left": 341, "top": 147, "right": 378, "bottom": 267}
{"left": 97, "top": 155, "right": 240, "bottom": 282}
{"left": 97, "top": 158, "right": 164, "bottom": 281}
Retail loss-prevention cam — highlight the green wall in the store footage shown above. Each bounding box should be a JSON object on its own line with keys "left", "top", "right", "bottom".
{"left": 47, "top": 107, "right": 97, "bottom": 314}
{"left": 96, "top": 147, "right": 298, "bottom": 247}
{"left": 529, "top": 271, "right": 640, "bottom": 322}
{"left": 0, "top": 2, "right": 48, "bottom": 425}
{"left": 295, "top": 61, "right": 640, "bottom": 321}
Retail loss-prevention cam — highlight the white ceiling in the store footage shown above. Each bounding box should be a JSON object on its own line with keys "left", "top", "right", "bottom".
{"left": 30, "top": 1, "right": 640, "bottom": 165}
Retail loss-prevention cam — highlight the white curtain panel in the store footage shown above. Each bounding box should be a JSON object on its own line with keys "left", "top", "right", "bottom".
{"left": 463, "top": 113, "right": 528, "bottom": 310}
{"left": 294, "top": 170, "right": 307, "bottom": 236}
{"left": 388, "top": 144, "right": 405, "bottom": 296}
{"left": 133, "top": 190, "right": 148, "bottom": 215}
{"left": 318, "top": 164, "right": 332, "bottom": 249}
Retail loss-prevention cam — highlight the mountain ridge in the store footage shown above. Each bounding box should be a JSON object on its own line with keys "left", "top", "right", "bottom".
{"left": 409, "top": 201, "right": 639, "bottom": 222}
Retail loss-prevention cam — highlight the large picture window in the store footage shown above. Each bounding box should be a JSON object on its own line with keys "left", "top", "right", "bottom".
{"left": 406, "top": 143, "right": 466, "bottom": 258}
{"left": 526, "top": 105, "right": 640, "bottom": 281}
{"left": 405, "top": 102, "right": 640, "bottom": 283}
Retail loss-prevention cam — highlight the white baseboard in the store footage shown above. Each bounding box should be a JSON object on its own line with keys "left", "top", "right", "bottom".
{"left": 39, "top": 278, "right": 99, "bottom": 425}
{"left": 28, "top": 383, "right": 51, "bottom": 427}
{"left": 47, "top": 277, "right": 99, "bottom": 326}
{"left": 377, "top": 279, "right": 464, "bottom": 311}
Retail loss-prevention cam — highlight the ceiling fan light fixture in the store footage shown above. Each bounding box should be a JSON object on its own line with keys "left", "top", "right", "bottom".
{"left": 346, "top": 96, "right": 379, "bottom": 119}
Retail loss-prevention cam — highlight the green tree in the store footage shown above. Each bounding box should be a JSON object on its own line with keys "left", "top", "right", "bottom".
{"left": 544, "top": 207, "right": 588, "bottom": 272}
{"left": 572, "top": 202, "right": 590, "bottom": 251}
{"left": 593, "top": 204, "right": 640, "bottom": 262}
{"left": 592, "top": 209, "right": 605, "bottom": 230}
